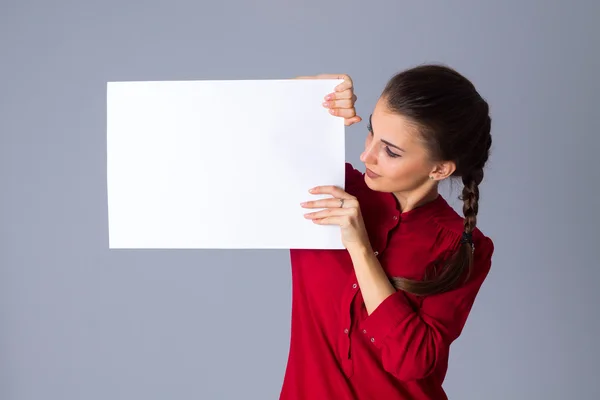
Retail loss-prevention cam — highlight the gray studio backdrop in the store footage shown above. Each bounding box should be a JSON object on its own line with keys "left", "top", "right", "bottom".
{"left": 1, "top": 1, "right": 598, "bottom": 399}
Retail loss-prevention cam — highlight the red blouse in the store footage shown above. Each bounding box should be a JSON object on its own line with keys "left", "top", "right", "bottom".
{"left": 279, "top": 163, "right": 494, "bottom": 400}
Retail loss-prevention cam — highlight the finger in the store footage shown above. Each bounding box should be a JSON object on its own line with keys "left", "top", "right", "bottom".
{"left": 296, "top": 74, "right": 351, "bottom": 84}
{"left": 311, "top": 74, "right": 353, "bottom": 91}
{"left": 325, "top": 89, "right": 354, "bottom": 101}
{"left": 324, "top": 98, "right": 353, "bottom": 109}
{"left": 301, "top": 197, "right": 358, "bottom": 209}
{"left": 304, "top": 207, "right": 357, "bottom": 220}
{"left": 344, "top": 116, "right": 362, "bottom": 126}
{"left": 309, "top": 186, "right": 355, "bottom": 199}
{"left": 312, "top": 215, "right": 354, "bottom": 228}
{"left": 334, "top": 75, "right": 353, "bottom": 92}
{"left": 329, "top": 108, "right": 357, "bottom": 118}
{"left": 311, "top": 73, "right": 351, "bottom": 81}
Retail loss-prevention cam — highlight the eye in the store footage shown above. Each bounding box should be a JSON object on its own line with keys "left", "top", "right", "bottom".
{"left": 385, "top": 147, "right": 401, "bottom": 158}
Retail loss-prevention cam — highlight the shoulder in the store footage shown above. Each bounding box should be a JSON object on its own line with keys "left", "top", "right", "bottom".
{"left": 429, "top": 198, "right": 495, "bottom": 261}
{"left": 422, "top": 203, "right": 495, "bottom": 292}
{"left": 345, "top": 162, "right": 365, "bottom": 193}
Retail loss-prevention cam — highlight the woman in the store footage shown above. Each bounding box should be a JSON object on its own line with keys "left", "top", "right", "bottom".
{"left": 280, "top": 65, "right": 494, "bottom": 400}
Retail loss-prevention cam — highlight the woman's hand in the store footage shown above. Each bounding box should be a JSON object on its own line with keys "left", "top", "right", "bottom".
{"left": 294, "top": 74, "right": 361, "bottom": 126}
{"left": 301, "top": 185, "right": 372, "bottom": 251}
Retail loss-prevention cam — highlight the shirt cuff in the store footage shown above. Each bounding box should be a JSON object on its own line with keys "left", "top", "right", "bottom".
{"left": 360, "top": 291, "right": 414, "bottom": 349}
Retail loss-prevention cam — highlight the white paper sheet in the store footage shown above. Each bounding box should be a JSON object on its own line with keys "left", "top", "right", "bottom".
{"left": 107, "top": 79, "right": 346, "bottom": 249}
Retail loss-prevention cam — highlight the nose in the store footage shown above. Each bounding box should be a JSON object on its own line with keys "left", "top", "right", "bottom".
{"left": 360, "top": 142, "right": 378, "bottom": 164}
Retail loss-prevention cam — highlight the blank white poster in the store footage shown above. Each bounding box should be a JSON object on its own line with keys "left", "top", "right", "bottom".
{"left": 107, "top": 79, "right": 346, "bottom": 249}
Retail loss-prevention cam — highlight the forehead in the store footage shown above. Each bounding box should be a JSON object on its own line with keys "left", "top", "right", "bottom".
{"left": 372, "top": 98, "right": 422, "bottom": 144}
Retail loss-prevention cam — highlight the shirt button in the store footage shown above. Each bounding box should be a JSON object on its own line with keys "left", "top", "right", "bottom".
{"left": 362, "top": 329, "right": 367, "bottom": 334}
{"left": 373, "top": 251, "right": 379, "bottom": 256}
{"left": 344, "top": 328, "right": 349, "bottom": 334}
{"left": 352, "top": 283, "right": 357, "bottom": 289}
{"left": 371, "top": 337, "right": 375, "bottom": 343}
{"left": 392, "top": 215, "right": 398, "bottom": 220}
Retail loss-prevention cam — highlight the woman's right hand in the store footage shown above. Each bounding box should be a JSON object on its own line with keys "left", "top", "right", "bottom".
{"left": 295, "top": 74, "right": 362, "bottom": 126}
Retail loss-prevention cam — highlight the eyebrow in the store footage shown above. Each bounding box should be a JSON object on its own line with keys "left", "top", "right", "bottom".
{"left": 369, "top": 114, "right": 406, "bottom": 152}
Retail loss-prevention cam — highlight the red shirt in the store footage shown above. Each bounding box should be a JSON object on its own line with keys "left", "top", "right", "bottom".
{"left": 279, "top": 163, "right": 494, "bottom": 400}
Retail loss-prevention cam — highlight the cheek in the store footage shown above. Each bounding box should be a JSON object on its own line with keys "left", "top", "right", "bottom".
{"left": 384, "top": 159, "right": 427, "bottom": 184}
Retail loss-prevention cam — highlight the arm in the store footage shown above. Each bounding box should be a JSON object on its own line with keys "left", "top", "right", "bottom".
{"left": 348, "top": 244, "right": 397, "bottom": 315}
{"left": 348, "top": 237, "right": 494, "bottom": 381}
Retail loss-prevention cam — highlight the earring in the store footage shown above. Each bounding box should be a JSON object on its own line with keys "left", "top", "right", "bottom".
{"left": 429, "top": 176, "right": 434, "bottom": 180}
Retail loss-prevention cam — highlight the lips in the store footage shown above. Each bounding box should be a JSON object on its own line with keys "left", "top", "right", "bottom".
{"left": 366, "top": 168, "right": 380, "bottom": 178}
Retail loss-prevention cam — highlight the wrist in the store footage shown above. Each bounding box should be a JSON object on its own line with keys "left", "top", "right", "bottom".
{"left": 346, "top": 242, "right": 374, "bottom": 258}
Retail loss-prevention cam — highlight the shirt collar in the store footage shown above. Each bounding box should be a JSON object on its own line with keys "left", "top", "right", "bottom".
{"left": 390, "top": 193, "right": 448, "bottom": 222}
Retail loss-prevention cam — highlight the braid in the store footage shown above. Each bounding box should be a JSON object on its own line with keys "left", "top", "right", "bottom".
{"left": 461, "top": 168, "right": 483, "bottom": 234}
{"left": 457, "top": 123, "right": 489, "bottom": 279}
{"left": 462, "top": 113, "right": 491, "bottom": 236}
{"left": 457, "top": 117, "right": 490, "bottom": 279}
{"left": 456, "top": 170, "right": 482, "bottom": 281}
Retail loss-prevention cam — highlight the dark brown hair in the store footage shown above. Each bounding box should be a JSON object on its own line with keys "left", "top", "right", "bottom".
{"left": 382, "top": 64, "right": 492, "bottom": 296}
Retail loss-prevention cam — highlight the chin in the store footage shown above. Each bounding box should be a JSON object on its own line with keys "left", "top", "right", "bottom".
{"left": 365, "top": 174, "right": 413, "bottom": 194}
{"left": 364, "top": 174, "right": 385, "bottom": 192}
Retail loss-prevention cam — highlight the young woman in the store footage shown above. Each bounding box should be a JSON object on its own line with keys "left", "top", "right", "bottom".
{"left": 280, "top": 65, "right": 494, "bottom": 400}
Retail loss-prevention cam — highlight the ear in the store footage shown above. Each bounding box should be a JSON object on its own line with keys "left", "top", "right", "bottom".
{"left": 429, "top": 160, "right": 456, "bottom": 181}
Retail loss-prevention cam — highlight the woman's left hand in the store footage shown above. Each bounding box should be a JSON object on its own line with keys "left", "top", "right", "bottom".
{"left": 294, "top": 73, "right": 361, "bottom": 126}
{"left": 301, "top": 185, "right": 372, "bottom": 251}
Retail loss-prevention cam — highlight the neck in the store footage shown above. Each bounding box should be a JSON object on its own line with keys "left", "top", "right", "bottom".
{"left": 393, "top": 184, "right": 440, "bottom": 213}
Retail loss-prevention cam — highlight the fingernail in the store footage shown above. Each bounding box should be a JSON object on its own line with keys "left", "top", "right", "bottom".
{"left": 300, "top": 202, "right": 306, "bottom": 206}
{"left": 329, "top": 109, "right": 335, "bottom": 114}
{"left": 322, "top": 102, "right": 329, "bottom": 108}
{"left": 309, "top": 188, "right": 315, "bottom": 193}
{"left": 325, "top": 94, "right": 333, "bottom": 100}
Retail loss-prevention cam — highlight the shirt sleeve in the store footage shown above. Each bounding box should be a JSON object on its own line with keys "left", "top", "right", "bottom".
{"left": 359, "top": 235, "right": 494, "bottom": 381}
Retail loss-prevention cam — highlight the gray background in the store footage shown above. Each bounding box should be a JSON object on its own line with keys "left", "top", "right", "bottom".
{"left": 1, "top": 0, "right": 598, "bottom": 399}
